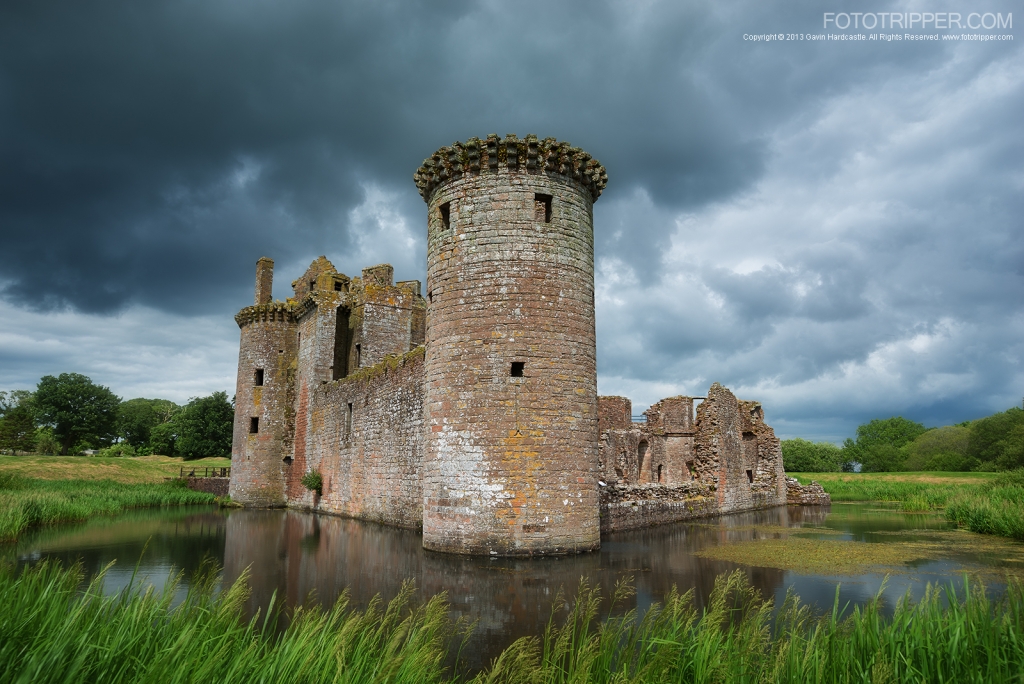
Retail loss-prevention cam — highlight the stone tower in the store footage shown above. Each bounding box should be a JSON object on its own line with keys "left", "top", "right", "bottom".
{"left": 414, "top": 134, "right": 608, "bottom": 555}
{"left": 229, "top": 257, "right": 296, "bottom": 506}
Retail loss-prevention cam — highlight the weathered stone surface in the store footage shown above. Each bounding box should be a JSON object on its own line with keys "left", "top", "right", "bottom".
{"left": 786, "top": 477, "right": 832, "bottom": 505}
{"left": 599, "top": 482, "right": 717, "bottom": 532}
{"left": 422, "top": 153, "right": 601, "bottom": 556}
{"left": 185, "top": 476, "right": 229, "bottom": 497}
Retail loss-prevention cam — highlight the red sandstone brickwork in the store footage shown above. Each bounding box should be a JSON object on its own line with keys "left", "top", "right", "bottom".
{"left": 598, "top": 396, "right": 632, "bottom": 434}
{"left": 230, "top": 300, "right": 297, "bottom": 506}
{"left": 693, "top": 384, "right": 786, "bottom": 513}
{"left": 300, "top": 348, "right": 425, "bottom": 528}
{"left": 421, "top": 139, "right": 603, "bottom": 556}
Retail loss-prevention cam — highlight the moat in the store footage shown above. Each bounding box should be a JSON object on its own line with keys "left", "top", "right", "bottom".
{"left": 9, "top": 504, "right": 1024, "bottom": 673}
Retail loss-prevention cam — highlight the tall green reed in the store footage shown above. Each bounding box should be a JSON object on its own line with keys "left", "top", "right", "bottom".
{"left": 0, "top": 477, "right": 217, "bottom": 542}
{"left": 0, "top": 559, "right": 459, "bottom": 684}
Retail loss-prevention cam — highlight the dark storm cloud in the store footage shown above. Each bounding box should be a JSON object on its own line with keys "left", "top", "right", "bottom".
{"left": 1, "top": 0, "right": 1022, "bottom": 440}
{"left": 1, "top": 0, "right": 949, "bottom": 314}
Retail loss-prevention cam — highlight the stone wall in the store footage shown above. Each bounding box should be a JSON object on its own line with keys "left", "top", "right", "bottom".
{"left": 293, "top": 347, "right": 426, "bottom": 529}
{"left": 185, "top": 476, "right": 229, "bottom": 497}
{"left": 599, "top": 483, "right": 717, "bottom": 533}
{"left": 786, "top": 477, "right": 831, "bottom": 505}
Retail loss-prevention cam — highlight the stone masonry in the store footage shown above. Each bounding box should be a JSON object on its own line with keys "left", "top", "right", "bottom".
{"left": 229, "top": 134, "right": 828, "bottom": 556}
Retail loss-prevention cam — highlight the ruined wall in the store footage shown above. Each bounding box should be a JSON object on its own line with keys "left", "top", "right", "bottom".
{"left": 599, "top": 483, "right": 717, "bottom": 533}
{"left": 420, "top": 135, "right": 606, "bottom": 556}
{"left": 598, "top": 396, "right": 632, "bottom": 433}
{"left": 693, "top": 384, "right": 786, "bottom": 514}
{"left": 294, "top": 347, "right": 426, "bottom": 528}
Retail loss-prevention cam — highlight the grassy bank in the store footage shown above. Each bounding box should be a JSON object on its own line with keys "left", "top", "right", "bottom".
{"left": 0, "top": 474, "right": 218, "bottom": 542}
{"left": 0, "top": 454, "right": 231, "bottom": 484}
{"left": 2, "top": 561, "right": 1022, "bottom": 683}
{"left": 791, "top": 470, "right": 1024, "bottom": 542}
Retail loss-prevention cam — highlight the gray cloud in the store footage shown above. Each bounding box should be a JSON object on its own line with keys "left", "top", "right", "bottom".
{"left": 1, "top": 0, "right": 1022, "bottom": 441}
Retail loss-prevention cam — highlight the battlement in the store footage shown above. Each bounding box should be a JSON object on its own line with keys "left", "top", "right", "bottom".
{"left": 235, "top": 301, "right": 296, "bottom": 328}
{"left": 413, "top": 134, "right": 608, "bottom": 204}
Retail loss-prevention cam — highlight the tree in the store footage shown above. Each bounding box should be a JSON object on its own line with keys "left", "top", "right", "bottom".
{"left": 34, "top": 373, "right": 121, "bottom": 455}
{"left": 844, "top": 416, "right": 927, "bottom": 472}
{"left": 116, "top": 398, "right": 179, "bottom": 448}
{"left": 173, "top": 391, "right": 233, "bottom": 460}
{"left": 904, "top": 425, "right": 975, "bottom": 471}
{"left": 781, "top": 438, "right": 843, "bottom": 472}
{"left": 967, "top": 407, "right": 1024, "bottom": 465}
{"left": 0, "top": 405, "right": 37, "bottom": 454}
{"left": 148, "top": 421, "right": 178, "bottom": 456}
{"left": 0, "top": 390, "right": 34, "bottom": 417}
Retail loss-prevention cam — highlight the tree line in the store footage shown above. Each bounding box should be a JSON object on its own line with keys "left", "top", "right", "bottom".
{"left": 782, "top": 406, "right": 1024, "bottom": 473}
{"left": 0, "top": 373, "right": 234, "bottom": 460}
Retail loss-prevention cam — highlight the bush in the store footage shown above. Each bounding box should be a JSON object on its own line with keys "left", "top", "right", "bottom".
{"left": 301, "top": 470, "right": 323, "bottom": 495}
{"left": 95, "top": 443, "right": 137, "bottom": 458}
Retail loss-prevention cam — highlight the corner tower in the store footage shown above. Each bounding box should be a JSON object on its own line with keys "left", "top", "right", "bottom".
{"left": 415, "top": 134, "right": 608, "bottom": 555}
{"left": 229, "top": 257, "right": 296, "bottom": 506}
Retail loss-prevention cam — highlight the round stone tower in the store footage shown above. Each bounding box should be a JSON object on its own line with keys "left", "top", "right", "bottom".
{"left": 414, "top": 134, "right": 608, "bottom": 556}
{"left": 229, "top": 257, "right": 295, "bottom": 506}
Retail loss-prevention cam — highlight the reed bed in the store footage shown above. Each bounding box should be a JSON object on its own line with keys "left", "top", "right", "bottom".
{"left": 3, "top": 560, "right": 1023, "bottom": 683}
{"left": 473, "top": 571, "right": 1024, "bottom": 684}
{"left": 0, "top": 473, "right": 216, "bottom": 542}
{"left": 0, "top": 559, "right": 456, "bottom": 684}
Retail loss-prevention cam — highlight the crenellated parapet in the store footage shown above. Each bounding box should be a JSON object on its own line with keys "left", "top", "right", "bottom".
{"left": 235, "top": 301, "right": 296, "bottom": 328}
{"left": 413, "top": 134, "right": 608, "bottom": 203}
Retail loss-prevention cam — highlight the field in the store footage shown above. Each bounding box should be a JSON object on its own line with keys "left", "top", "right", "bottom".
{"left": 0, "top": 454, "right": 231, "bottom": 484}
{"left": 791, "top": 470, "right": 1024, "bottom": 542}
{"left": 0, "top": 454, "right": 229, "bottom": 542}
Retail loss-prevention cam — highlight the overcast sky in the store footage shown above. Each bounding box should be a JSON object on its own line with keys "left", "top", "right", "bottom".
{"left": 1, "top": 0, "right": 1021, "bottom": 442}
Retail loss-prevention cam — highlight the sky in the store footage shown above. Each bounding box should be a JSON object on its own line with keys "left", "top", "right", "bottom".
{"left": 1, "top": 0, "right": 1021, "bottom": 442}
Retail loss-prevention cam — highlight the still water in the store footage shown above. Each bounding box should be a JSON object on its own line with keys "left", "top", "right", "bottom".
{"left": 7, "top": 504, "right": 1024, "bottom": 671}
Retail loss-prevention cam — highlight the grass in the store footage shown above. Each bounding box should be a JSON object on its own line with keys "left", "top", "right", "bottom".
{"left": 0, "top": 559, "right": 458, "bottom": 684}
{"left": 3, "top": 561, "right": 1023, "bottom": 683}
{"left": 791, "top": 470, "right": 1024, "bottom": 543}
{"left": 0, "top": 454, "right": 231, "bottom": 485}
{"left": 0, "top": 474, "right": 218, "bottom": 542}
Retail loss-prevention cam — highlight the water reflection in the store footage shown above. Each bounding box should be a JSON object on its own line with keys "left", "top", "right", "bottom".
{"left": 9, "top": 503, "right": 1022, "bottom": 673}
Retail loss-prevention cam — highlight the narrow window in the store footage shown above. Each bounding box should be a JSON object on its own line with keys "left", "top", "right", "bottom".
{"left": 249, "top": 417, "right": 259, "bottom": 434}
{"left": 657, "top": 464, "right": 663, "bottom": 483}
{"left": 687, "top": 461, "right": 696, "bottom": 480}
{"left": 510, "top": 361, "right": 525, "bottom": 377}
{"left": 439, "top": 202, "right": 451, "bottom": 231}
{"left": 254, "top": 368, "right": 264, "bottom": 386}
{"left": 534, "top": 193, "right": 552, "bottom": 223}
{"left": 334, "top": 281, "right": 342, "bottom": 292}
{"left": 309, "top": 279, "right": 316, "bottom": 291}
{"left": 746, "top": 469, "right": 754, "bottom": 483}
{"left": 346, "top": 402, "right": 353, "bottom": 436}
{"left": 355, "top": 343, "right": 361, "bottom": 367}
{"left": 428, "top": 290, "right": 433, "bottom": 303}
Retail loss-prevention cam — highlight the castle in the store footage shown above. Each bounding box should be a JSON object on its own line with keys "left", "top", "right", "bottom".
{"left": 229, "top": 134, "right": 828, "bottom": 556}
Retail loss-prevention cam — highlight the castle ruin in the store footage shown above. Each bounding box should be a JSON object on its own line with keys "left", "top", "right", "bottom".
{"left": 229, "top": 134, "right": 827, "bottom": 556}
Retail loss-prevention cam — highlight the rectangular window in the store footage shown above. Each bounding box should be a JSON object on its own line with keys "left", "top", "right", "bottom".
{"left": 534, "top": 193, "right": 552, "bottom": 223}
{"left": 309, "top": 279, "right": 316, "bottom": 291}
{"left": 346, "top": 402, "right": 353, "bottom": 436}
{"left": 254, "top": 368, "right": 264, "bottom": 386}
{"left": 510, "top": 361, "right": 525, "bottom": 377}
{"left": 334, "top": 281, "right": 342, "bottom": 292}
{"left": 439, "top": 202, "right": 451, "bottom": 231}
{"left": 746, "top": 469, "right": 754, "bottom": 483}
{"left": 355, "top": 343, "right": 361, "bottom": 367}
{"left": 249, "top": 417, "right": 259, "bottom": 434}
